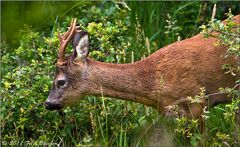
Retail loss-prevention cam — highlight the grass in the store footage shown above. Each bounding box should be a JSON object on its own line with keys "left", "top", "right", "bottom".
{"left": 1, "top": 1, "right": 240, "bottom": 147}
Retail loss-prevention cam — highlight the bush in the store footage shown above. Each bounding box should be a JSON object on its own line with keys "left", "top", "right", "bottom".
{"left": 1, "top": 2, "right": 157, "bottom": 146}
{"left": 1, "top": 1, "right": 239, "bottom": 146}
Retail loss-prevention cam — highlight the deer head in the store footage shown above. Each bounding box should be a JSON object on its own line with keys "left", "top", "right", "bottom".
{"left": 45, "top": 19, "right": 90, "bottom": 110}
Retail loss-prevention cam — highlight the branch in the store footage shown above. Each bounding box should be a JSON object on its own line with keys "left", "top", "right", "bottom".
{"left": 165, "top": 84, "right": 239, "bottom": 108}
{"left": 214, "top": 29, "right": 240, "bottom": 38}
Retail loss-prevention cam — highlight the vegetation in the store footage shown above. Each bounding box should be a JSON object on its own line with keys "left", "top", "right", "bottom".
{"left": 1, "top": 1, "right": 239, "bottom": 146}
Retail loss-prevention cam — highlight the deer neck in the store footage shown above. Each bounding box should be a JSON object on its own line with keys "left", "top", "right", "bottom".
{"left": 83, "top": 58, "right": 156, "bottom": 106}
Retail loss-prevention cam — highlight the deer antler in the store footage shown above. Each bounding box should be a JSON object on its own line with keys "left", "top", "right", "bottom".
{"left": 57, "top": 18, "right": 77, "bottom": 65}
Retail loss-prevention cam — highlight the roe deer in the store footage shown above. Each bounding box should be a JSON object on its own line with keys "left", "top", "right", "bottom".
{"left": 45, "top": 15, "right": 239, "bottom": 123}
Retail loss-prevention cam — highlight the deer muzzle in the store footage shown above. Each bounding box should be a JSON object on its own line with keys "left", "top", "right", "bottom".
{"left": 45, "top": 99, "right": 63, "bottom": 110}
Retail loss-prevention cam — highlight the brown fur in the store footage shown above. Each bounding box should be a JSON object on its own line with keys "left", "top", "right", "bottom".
{"left": 46, "top": 15, "right": 239, "bottom": 121}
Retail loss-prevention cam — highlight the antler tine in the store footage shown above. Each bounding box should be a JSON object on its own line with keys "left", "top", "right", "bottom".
{"left": 57, "top": 18, "right": 77, "bottom": 65}
{"left": 62, "top": 19, "right": 74, "bottom": 39}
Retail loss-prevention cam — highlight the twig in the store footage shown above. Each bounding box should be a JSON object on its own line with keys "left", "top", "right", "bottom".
{"left": 166, "top": 84, "right": 239, "bottom": 108}
{"left": 214, "top": 29, "right": 240, "bottom": 38}
{"left": 211, "top": 4, "right": 217, "bottom": 23}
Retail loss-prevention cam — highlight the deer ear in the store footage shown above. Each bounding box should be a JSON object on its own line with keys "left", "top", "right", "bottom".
{"left": 73, "top": 31, "right": 89, "bottom": 62}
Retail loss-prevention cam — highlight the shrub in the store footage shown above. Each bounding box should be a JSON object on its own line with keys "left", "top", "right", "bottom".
{"left": 1, "top": 2, "right": 156, "bottom": 146}
{"left": 1, "top": 1, "right": 239, "bottom": 147}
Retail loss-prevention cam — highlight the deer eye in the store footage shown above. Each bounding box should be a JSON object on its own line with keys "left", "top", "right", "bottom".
{"left": 57, "top": 80, "right": 66, "bottom": 88}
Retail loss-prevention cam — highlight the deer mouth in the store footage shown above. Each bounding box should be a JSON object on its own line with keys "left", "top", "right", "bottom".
{"left": 45, "top": 101, "right": 63, "bottom": 110}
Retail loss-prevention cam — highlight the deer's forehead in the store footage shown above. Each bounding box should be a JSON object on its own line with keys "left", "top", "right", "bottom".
{"left": 56, "top": 72, "right": 65, "bottom": 77}
{"left": 54, "top": 71, "right": 66, "bottom": 80}
{"left": 55, "top": 67, "right": 68, "bottom": 78}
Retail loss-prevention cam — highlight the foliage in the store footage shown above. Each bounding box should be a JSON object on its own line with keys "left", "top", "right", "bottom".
{"left": 174, "top": 117, "right": 200, "bottom": 146}
{"left": 164, "top": 13, "right": 181, "bottom": 43}
{"left": 1, "top": 2, "right": 156, "bottom": 146}
{"left": 201, "top": 9, "right": 240, "bottom": 76}
{"left": 200, "top": 10, "right": 240, "bottom": 146}
{"left": 167, "top": 10, "right": 240, "bottom": 147}
{"left": 1, "top": 1, "right": 240, "bottom": 147}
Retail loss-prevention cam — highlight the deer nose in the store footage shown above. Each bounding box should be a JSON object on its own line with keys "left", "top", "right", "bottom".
{"left": 45, "top": 101, "right": 63, "bottom": 110}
